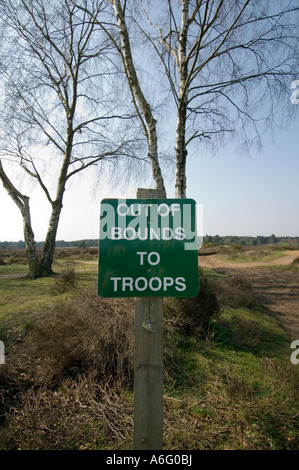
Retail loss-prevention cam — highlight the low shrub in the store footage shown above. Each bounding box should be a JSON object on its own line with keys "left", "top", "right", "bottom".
{"left": 210, "top": 274, "right": 260, "bottom": 309}
{"left": 19, "top": 293, "right": 135, "bottom": 386}
{"left": 5, "top": 254, "right": 27, "bottom": 265}
{"left": 50, "top": 262, "right": 77, "bottom": 294}
{"left": 290, "top": 256, "right": 299, "bottom": 271}
{"left": 7, "top": 270, "right": 219, "bottom": 389}
{"left": 0, "top": 372, "right": 133, "bottom": 450}
{"left": 231, "top": 316, "right": 262, "bottom": 349}
{"left": 164, "top": 269, "right": 220, "bottom": 336}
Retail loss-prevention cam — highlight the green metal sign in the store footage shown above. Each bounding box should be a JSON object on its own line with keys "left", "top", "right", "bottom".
{"left": 98, "top": 198, "right": 199, "bottom": 298}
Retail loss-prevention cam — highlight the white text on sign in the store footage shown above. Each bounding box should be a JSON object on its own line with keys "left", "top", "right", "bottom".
{"left": 111, "top": 251, "right": 186, "bottom": 293}
{"left": 98, "top": 198, "right": 200, "bottom": 298}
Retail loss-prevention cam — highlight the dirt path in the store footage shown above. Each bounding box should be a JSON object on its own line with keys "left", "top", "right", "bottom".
{"left": 199, "top": 250, "right": 299, "bottom": 340}
{"left": 198, "top": 250, "right": 299, "bottom": 269}
{"left": 0, "top": 273, "right": 27, "bottom": 279}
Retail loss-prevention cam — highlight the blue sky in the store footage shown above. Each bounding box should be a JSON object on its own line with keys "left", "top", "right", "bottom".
{"left": 0, "top": 111, "right": 298, "bottom": 242}
{"left": 185, "top": 117, "right": 299, "bottom": 238}
{"left": 0, "top": 1, "right": 298, "bottom": 243}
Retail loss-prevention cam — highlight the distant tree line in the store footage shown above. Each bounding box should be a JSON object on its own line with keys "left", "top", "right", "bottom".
{"left": 1, "top": 235, "right": 299, "bottom": 251}
{"left": 203, "top": 235, "right": 299, "bottom": 247}
{"left": 0, "top": 239, "right": 98, "bottom": 250}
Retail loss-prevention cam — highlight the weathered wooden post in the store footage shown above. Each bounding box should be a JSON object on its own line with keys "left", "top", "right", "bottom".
{"left": 98, "top": 191, "right": 199, "bottom": 451}
{"left": 133, "top": 188, "right": 165, "bottom": 450}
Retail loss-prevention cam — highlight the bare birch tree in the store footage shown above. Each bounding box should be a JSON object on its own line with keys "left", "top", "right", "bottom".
{"left": 108, "top": 0, "right": 166, "bottom": 196}
{"left": 0, "top": 160, "right": 40, "bottom": 278}
{"left": 0, "top": 0, "right": 142, "bottom": 277}
{"left": 135, "top": 0, "right": 299, "bottom": 197}
{"left": 74, "top": 0, "right": 167, "bottom": 196}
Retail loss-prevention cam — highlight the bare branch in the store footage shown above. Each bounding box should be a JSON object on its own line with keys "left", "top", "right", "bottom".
{"left": 0, "top": 159, "right": 25, "bottom": 209}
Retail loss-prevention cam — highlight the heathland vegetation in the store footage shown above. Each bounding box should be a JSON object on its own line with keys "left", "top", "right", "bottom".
{"left": 0, "top": 245, "right": 298, "bottom": 450}
{"left": 1, "top": 235, "right": 298, "bottom": 251}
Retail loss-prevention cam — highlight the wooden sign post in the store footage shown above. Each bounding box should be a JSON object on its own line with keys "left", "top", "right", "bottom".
{"left": 133, "top": 188, "right": 164, "bottom": 450}
{"left": 98, "top": 188, "right": 199, "bottom": 450}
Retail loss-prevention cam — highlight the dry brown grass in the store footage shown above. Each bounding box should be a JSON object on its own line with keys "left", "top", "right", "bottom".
{"left": 0, "top": 292, "right": 136, "bottom": 449}
{"left": 209, "top": 274, "right": 260, "bottom": 309}
{"left": 19, "top": 293, "right": 136, "bottom": 387}
{"left": 0, "top": 269, "right": 222, "bottom": 449}
{"left": 164, "top": 269, "right": 220, "bottom": 336}
{"left": 0, "top": 372, "right": 133, "bottom": 450}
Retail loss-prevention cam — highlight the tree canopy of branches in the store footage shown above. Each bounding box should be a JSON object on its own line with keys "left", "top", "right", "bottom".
{"left": 93, "top": 0, "right": 298, "bottom": 197}
{"left": 74, "top": 0, "right": 167, "bottom": 195}
{"left": 134, "top": 0, "right": 299, "bottom": 197}
{"left": 0, "top": 0, "right": 143, "bottom": 277}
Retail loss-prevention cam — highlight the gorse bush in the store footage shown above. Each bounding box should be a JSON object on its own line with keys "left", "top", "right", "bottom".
{"left": 164, "top": 269, "right": 220, "bottom": 336}
{"left": 22, "top": 293, "right": 136, "bottom": 386}
{"left": 210, "top": 274, "right": 260, "bottom": 309}
{"left": 50, "top": 262, "right": 77, "bottom": 294}
{"left": 23, "top": 270, "right": 219, "bottom": 386}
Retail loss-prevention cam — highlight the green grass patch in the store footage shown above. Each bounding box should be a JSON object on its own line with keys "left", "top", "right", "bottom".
{"left": 163, "top": 305, "right": 298, "bottom": 450}
{"left": 0, "top": 276, "right": 71, "bottom": 351}
{"left": 218, "top": 246, "right": 287, "bottom": 264}
{"left": 0, "top": 267, "right": 98, "bottom": 350}
{"left": 212, "top": 307, "right": 290, "bottom": 356}
{"left": 0, "top": 264, "right": 29, "bottom": 276}
{"left": 200, "top": 267, "right": 227, "bottom": 279}
{"left": 0, "top": 276, "right": 59, "bottom": 317}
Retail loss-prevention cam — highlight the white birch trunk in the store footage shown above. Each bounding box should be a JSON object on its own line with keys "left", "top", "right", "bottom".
{"left": 175, "top": 0, "right": 189, "bottom": 199}
{"left": 39, "top": 199, "right": 62, "bottom": 276}
{"left": 21, "top": 197, "right": 41, "bottom": 279}
{"left": 0, "top": 160, "right": 40, "bottom": 278}
{"left": 111, "top": 0, "right": 166, "bottom": 197}
{"left": 175, "top": 107, "right": 188, "bottom": 199}
{"left": 39, "top": 125, "right": 74, "bottom": 275}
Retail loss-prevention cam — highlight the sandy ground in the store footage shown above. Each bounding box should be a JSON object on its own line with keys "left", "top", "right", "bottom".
{"left": 198, "top": 250, "right": 299, "bottom": 269}
{"left": 199, "top": 250, "right": 299, "bottom": 340}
